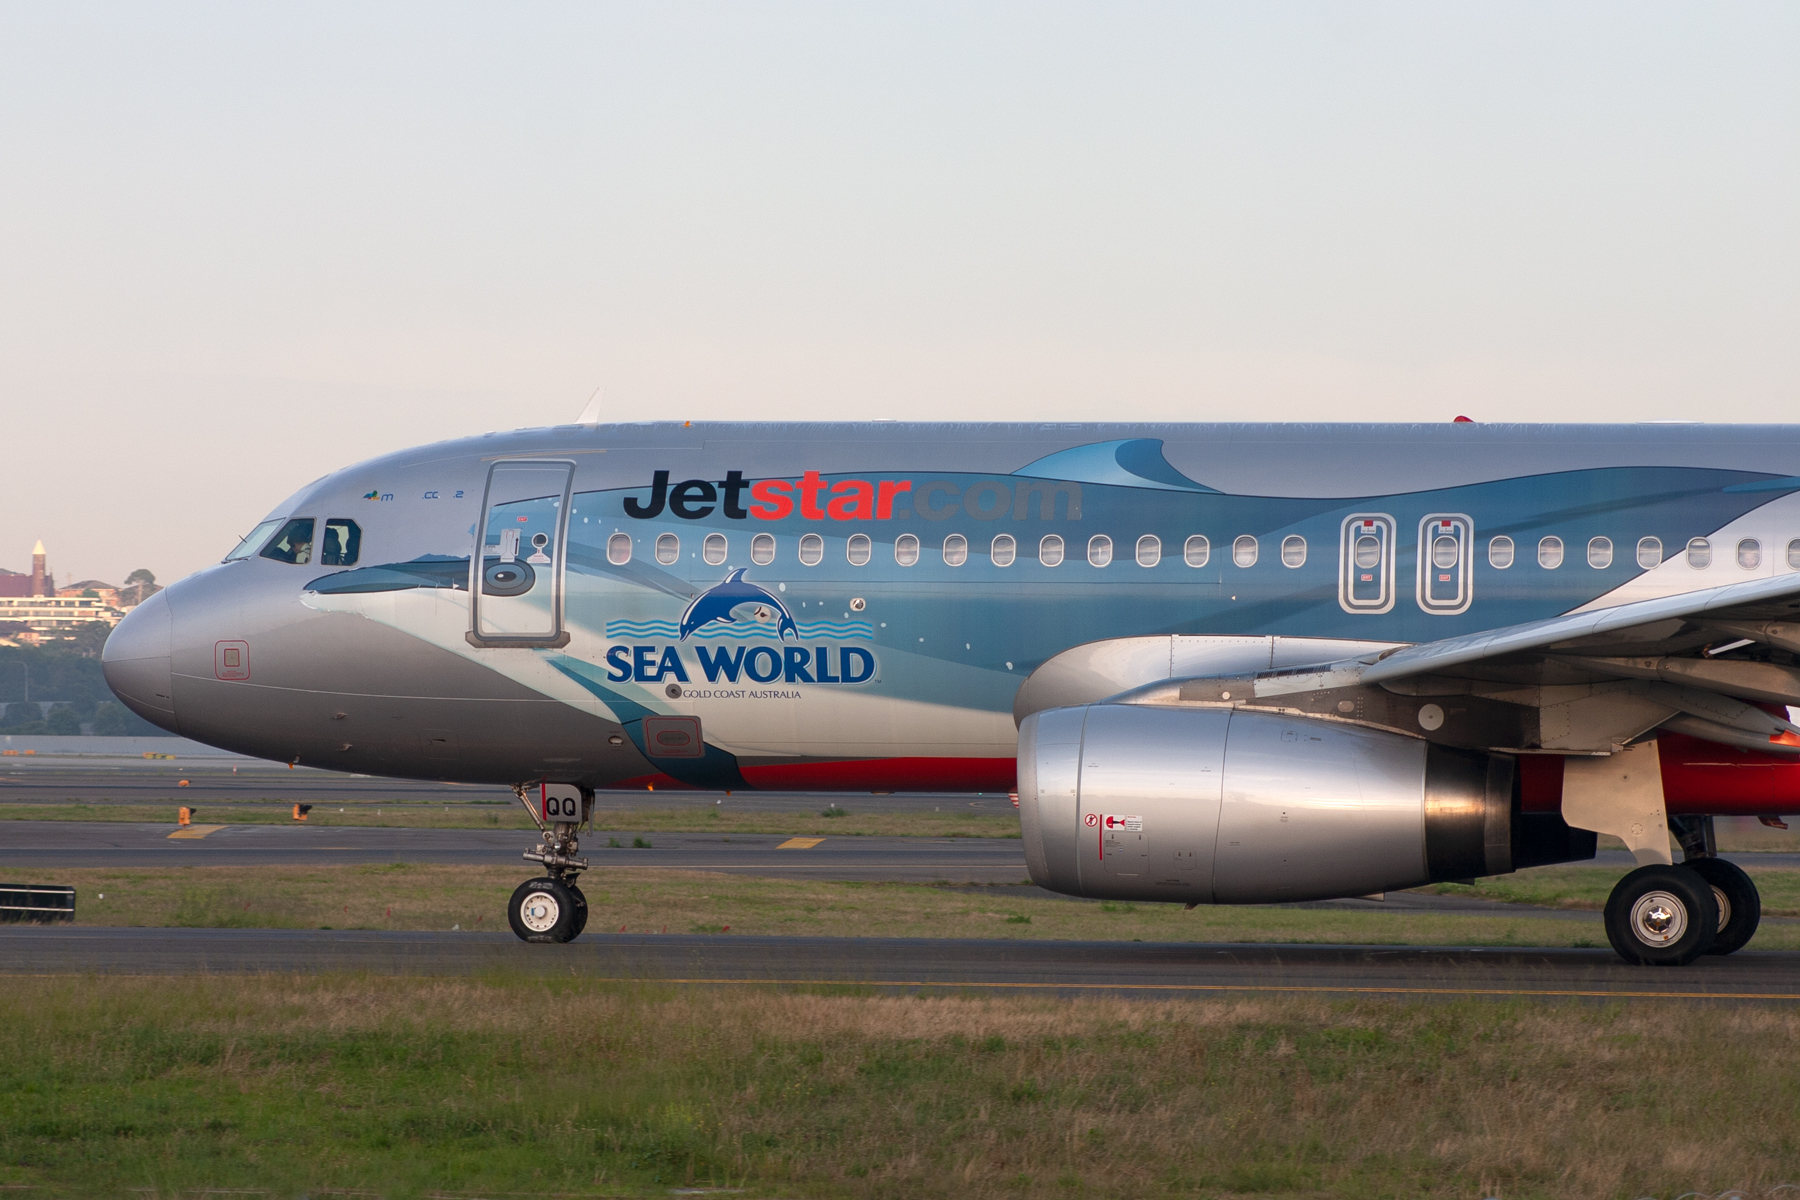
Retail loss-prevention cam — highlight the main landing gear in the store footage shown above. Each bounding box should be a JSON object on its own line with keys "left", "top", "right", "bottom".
{"left": 506, "top": 783, "right": 593, "bottom": 944}
{"left": 1603, "top": 816, "right": 1761, "bottom": 966}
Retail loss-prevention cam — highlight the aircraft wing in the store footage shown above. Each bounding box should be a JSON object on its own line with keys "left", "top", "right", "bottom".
{"left": 1255, "top": 572, "right": 1800, "bottom": 699}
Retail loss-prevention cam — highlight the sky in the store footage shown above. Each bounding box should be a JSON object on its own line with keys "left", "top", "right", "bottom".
{"left": 0, "top": 2, "right": 1795, "bottom": 586}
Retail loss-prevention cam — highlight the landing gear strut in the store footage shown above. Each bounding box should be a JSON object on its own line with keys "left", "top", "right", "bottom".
{"left": 507, "top": 783, "right": 593, "bottom": 944}
{"left": 1602, "top": 816, "right": 1761, "bottom": 965}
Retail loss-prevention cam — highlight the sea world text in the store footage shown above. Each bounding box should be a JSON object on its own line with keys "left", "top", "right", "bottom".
{"left": 605, "top": 643, "right": 877, "bottom": 685}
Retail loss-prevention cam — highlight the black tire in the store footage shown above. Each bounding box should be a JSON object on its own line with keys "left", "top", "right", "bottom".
{"left": 508, "top": 877, "right": 578, "bottom": 944}
{"left": 1604, "top": 864, "right": 1719, "bottom": 966}
{"left": 1686, "top": 857, "right": 1760, "bottom": 956}
{"left": 565, "top": 883, "right": 589, "bottom": 940}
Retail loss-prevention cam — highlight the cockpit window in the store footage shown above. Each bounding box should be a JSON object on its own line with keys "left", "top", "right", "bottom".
{"left": 321, "top": 519, "right": 362, "bottom": 566}
{"left": 225, "top": 520, "right": 284, "bottom": 561}
{"left": 259, "top": 518, "right": 315, "bottom": 565}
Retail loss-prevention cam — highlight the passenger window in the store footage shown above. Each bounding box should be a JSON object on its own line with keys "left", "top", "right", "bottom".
{"left": 942, "top": 534, "right": 969, "bottom": 567}
{"left": 991, "top": 534, "right": 1016, "bottom": 567}
{"left": 655, "top": 533, "right": 680, "bottom": 565}
{"left": 1183, "top": 535, "right": 1210, "bottom": 567}
{"left": 1488, "top": 536, "right": 1514, "bottom": 569}
{"left": 894, "top": 533, "right": 920, "bottom": 566}
{"left": 1789, "top": 539, "right": 1800, "bottom": 570}
{"left": 1281, "top": 536, "right": 1306, "bottom": 569}
{"left": 846, "top": 533, "right": 872, "bottom": 566}
{"left": 1738, "top": 539, "right": 1762, "bottom": 570}
{"left": 259, "top": 518, "right": 315, "bottom": 565}
{"left": 1232, "top": 536, "right": 1258, "bottom": 568}
{"left": 1587, "top": 537, "right": 1613, "bottom": 569}
{"left": 751, "top": 533, "right": 777, "bottom": 566}
{"left": 1537, "top": 536, "right": 1563, "bottom": 570}
{"left": 1039, "top": 535, "right": 1064, "bottom": 567}
{"left": 1637, "top": 537, "right": 1663, "bottom": 570}
{"left": 321, "top": 520, "right": 361, "bottom": 567}
{"left": 607, "top": 533, "right": 632, "bottom": 565}
{"left": 703, "top": 533, "right": 727, "bottom": 566}
{"left": 798, "top": 533, "right": 824, "bottom": 566}
{"left": 1687, "top": 537, "right": 1712, "bottom": 569}
{"left": 1136, "top": 535, "right": 1161, "bottom": 568}
{"left": 226, "top": 519, "right": 284, "bottom": 562}
{"left": 1088, "top": 535, "right": 1113, "bottom": 568}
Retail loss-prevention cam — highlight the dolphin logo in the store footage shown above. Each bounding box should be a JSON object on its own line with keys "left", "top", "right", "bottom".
{"left": 678, "top": 568, "right": 799, "bottom": 641}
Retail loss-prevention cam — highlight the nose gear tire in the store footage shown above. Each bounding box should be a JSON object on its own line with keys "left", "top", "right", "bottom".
{"left": 565, "top": 883, "right": 589, "bottom": 940}
{"left": 1685, "top": 857, "right": 1760, "bottom": 956}
{"left": 509, "top": 877, "right": 579, "bottom": 943}
{"left": 1604, "top": 864, "right": 1718, "bottom": 966}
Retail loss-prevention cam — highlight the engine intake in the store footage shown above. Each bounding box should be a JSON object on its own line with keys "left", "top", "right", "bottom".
{"left": 1018, "top": 704, "right": 1588, "bottom": 905}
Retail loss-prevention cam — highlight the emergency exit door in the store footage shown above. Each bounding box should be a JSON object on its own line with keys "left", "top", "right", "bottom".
{"left": 1416, "top": 513, "right": 1473, "bottom": 615}
{"left": 469, "top": 460, "right": 574, "bottom": 647}
{"left": 1338, "top": 514, "right": 1396, "bottom": 614}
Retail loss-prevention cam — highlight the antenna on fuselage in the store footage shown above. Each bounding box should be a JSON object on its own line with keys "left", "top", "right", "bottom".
{"left": 576, "top": 387, "right": 604, "bottom": 425}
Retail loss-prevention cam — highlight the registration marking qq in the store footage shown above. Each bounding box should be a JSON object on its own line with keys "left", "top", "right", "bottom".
{"left": 539, "top": 783, "right": 583, "bottom": 823}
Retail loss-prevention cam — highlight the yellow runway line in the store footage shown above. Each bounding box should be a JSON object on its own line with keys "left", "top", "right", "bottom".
{"left": 166, "top": 825, "right": 227, "bottom": 839}
{"left": 775, "top": 837, "right": 826, "bottom": 849}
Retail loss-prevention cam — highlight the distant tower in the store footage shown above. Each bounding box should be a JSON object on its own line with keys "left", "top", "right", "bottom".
{"left": 30, "top": 540, "right": 46, "bottom": 597}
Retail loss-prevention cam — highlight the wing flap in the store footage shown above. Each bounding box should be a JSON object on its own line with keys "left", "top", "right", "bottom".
{"left": 1254, "top": 572, "right": 1800, "bottom": 700}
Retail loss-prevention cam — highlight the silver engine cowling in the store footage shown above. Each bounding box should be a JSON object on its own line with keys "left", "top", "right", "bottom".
{"left": 1018, "top": 704, "right": 1517, "bottom": 905}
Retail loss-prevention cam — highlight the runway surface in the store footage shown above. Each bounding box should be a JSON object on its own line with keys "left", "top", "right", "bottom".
{"left": 0, "top": 819, "right": 1031, "bottom": 881}
{"left": 0, "top": 753, "right": 1016, "bottom": 817}
{"left": 7, "top": 820, "right": 1800, "bottom": 884}
{"left": 4, "top": 923, "right": 1799, "bottom": 1001}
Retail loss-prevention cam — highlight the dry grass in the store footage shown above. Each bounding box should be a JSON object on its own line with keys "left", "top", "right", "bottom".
{"left": 10, "top": 862, "right": 1800, "bottom": 950}
{"left": 3, "top": 974, "right": 1799, "bottom": 1197}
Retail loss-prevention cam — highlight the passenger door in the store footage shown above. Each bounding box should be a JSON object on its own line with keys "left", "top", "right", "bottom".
{"left": 469, "top": 460, "right": 575, "bottom": 647}
{"left": 1339, "top": 514, "right": 1395, "bottom": 614}
{"left": 1416, "top": 514, "right": 1473, "bottom": 615}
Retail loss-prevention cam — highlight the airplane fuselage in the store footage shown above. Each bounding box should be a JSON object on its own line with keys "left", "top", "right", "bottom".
{"left": 104, "top": 421, "right": 1800, "bottom": 800}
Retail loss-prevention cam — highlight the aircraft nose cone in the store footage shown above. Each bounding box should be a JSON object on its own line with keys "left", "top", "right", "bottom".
{"left": 102, "top": 589, "right": 178, "bottom": 733}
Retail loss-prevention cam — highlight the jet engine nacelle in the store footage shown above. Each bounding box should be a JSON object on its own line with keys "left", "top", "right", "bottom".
{"left": 1018, "top": 704, "right": 1591, "bottom": 905}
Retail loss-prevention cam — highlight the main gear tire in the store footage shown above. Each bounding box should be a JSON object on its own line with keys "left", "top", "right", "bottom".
{"left": 1604, "top": 864, "right": 1718, "bottom": 966}
{"left": 508, "top": 877, "right": 579, "bottom": 944}
{"left": 1686, "top": 857, "right": 1760, "bottom": 956}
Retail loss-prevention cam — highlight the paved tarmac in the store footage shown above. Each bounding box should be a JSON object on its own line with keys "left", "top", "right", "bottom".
{"left": 7, "top": 819, "right": 1800, "bottom": 884}
{"left": 4, "top": 924, "right": 1798, "bottom": 1001}
{"left": 0, "top": 819, "right": 1032, "bottom": 881}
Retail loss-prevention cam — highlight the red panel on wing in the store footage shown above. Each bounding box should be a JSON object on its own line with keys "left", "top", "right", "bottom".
{"left": 737, "top": 757, "right": 1018, "bottom": 793}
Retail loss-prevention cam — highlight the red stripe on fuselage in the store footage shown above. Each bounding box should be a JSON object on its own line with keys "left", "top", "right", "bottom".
{"left": 1518, "top": 735, "right": 1800, "bottom": 816}
{"left": 608, "top": 758, "right": 1018, "bottom": 794}
{"left": 738, "top": 757, "right": 1018, "bottom": 792}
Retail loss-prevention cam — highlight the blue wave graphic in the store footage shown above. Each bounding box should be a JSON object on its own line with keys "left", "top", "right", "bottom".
{"left": 604, "top": 619, "right": 873, "bottom": 640}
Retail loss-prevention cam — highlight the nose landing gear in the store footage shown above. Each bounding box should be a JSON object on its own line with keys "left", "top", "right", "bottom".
{"left": 507, "top": 783, "right": 593, "bottom": 944}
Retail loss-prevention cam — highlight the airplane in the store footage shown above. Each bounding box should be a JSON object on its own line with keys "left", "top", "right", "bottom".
{"left": 101, "top": 418, "right": 1800, "bottom": 965}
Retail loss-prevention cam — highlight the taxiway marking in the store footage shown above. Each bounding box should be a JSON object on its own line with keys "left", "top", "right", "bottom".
{"left": 776, "top": 837, "right": 826, "bottom": 849}
{"left": 166, "top": 825, "right": 227, "bottom": 840}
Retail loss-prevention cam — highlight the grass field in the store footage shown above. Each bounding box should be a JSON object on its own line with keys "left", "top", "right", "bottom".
{"left": 3, "top": 975, "right": 1798, "bottom": 1198}
{"left": 0, "top": 800, "right": 1022, "bottom": 837}
{"left": 10, "top": 862, "right": 1800, "bottom": 950}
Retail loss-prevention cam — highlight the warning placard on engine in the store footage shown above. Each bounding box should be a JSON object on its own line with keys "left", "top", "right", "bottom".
{"left": 1087, "top": 814, "right": 1142, "bottom": 832}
